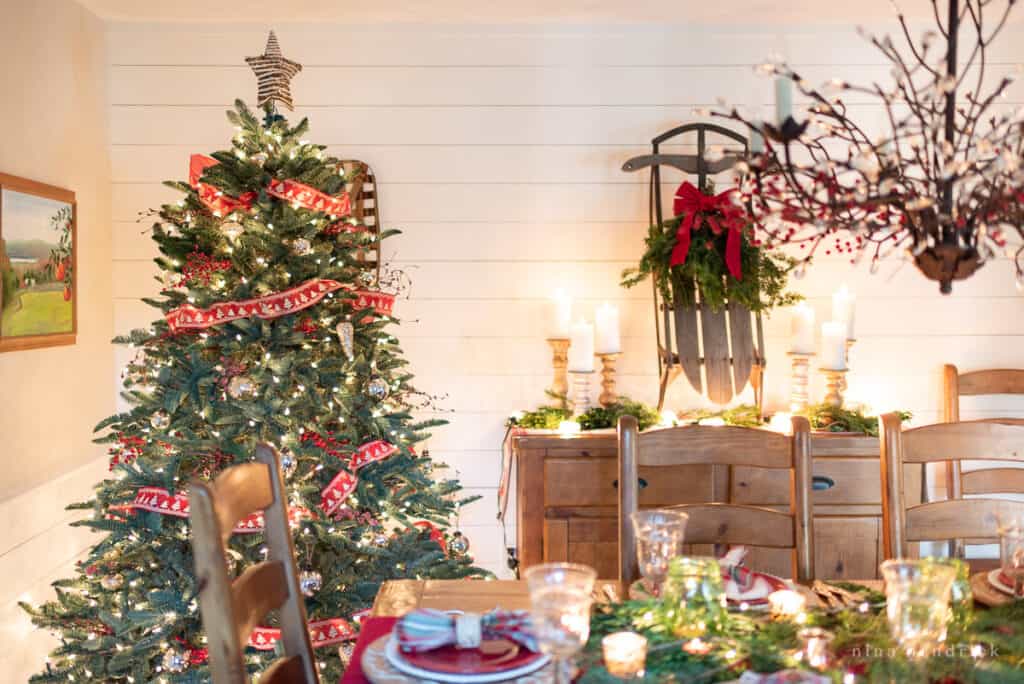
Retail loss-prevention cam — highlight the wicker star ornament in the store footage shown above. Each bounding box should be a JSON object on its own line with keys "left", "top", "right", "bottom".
{"left": 246, "top": 31, "right": 302, "bottom": 111}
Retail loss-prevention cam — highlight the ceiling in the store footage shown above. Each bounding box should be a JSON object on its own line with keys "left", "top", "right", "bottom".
{"left": 76, "top": 0, "right": 974, "bottom": 24}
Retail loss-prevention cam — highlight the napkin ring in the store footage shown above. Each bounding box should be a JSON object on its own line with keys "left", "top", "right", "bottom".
{"left": 455, "top": 613, "right": 483, "bottom": 648}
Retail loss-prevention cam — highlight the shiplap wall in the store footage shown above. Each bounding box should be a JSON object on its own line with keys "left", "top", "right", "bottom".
{"left": 106, "top": 22, "right": 1024, "bottom": 576}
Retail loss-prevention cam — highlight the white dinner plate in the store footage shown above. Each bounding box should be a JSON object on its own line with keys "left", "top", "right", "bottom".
{"left": 383, "top": 634, "right": 551, "bottom": 683}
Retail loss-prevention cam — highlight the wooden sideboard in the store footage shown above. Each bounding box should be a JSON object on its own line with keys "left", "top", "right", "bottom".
{"left": 512, "top": 429, "right": 921, "bottom": 581}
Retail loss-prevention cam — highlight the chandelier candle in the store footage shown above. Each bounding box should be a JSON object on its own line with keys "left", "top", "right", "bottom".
{"left": 789, "top": 302, "right": 816, "bottom": 355}
{"left": 820, "top": 321, "right": 848, "bottom": 407}
{"left": 567, "top": 319, "right": 595, "bottom": 372}
{"left": 831, "top": 286, "right": 856, "bottom": 340}
{"left": 774, "top": 76, "right": 793, "bottom": 124}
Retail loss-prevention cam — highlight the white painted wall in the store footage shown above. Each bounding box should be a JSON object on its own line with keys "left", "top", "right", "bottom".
{"left": 0, "top": 1, "right": 113, "bottom": 678}
{"left": 105, "top": 22, "right": 1024, "bottom": 577}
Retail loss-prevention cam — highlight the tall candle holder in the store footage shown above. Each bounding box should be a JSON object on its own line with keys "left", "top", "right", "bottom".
{"left": 839, "top": 339, "right": 856, "bottom": 391}
{"left": 546, "top": 338, "right": 570, "bottom": 402}
{"left": 597, "top": 353, "right": 620, "bottom": 407}
{"left": 787, "top": 351, "right": 814, "bottom": 413}
{"left": 821, "top": 368, "right": 848, "bottom": 408}
{"left": 569, "top": 370, "right": 595, "bottom": 417}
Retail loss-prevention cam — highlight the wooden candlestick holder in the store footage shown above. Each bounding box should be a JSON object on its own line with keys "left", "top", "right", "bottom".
{"left": 787, "top": 351, "right": 814, "bottom": 413}
{"left": 840, "top": 339, "right": 856, "bottom": 391}
{"left": 597, "top": 353, "right": 620, "bottom": 407}
{"left": 569, "top": 370, "right": 595, "bottom": 416}
{"left": 546, "top": 338, "right": 570, "bottom": 402}
{"left": 821, "top": 368, "right": 848, "bottom": 408}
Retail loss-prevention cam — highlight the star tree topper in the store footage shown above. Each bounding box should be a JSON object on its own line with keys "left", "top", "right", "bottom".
{"left": 246, "top": 30, "right": 302, "bottom": 111}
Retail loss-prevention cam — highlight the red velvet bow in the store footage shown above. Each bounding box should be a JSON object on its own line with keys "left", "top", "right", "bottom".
{"left": 670, "top": 181, "right": 744, "bottom": 280}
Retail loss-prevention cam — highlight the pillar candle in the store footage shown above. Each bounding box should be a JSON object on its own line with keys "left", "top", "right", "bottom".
{"left": 789, "top": 301, "right": 815, "bottom": 354}
{"left": 820, "top": 321, "right": 847, "bottom": 370}
{"left": 567, "top": 319, "right": 595, "bottom": 372}
{"left": 775, "top": 76, "right": 793, "bottom": 125}
{"left": 594, "top": 303, "right": 621, "bottom": 354}
{"left": 831, "top": 285, "right": 856, "bottom": 340}
{"left": 549, "top": 288, "right": 572, "bottom": 338}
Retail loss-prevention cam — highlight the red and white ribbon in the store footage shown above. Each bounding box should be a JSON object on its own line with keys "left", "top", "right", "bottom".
{"left": 249, "top": 617, "right": 358, "bottom": 650}
{"left": 267, "top": 178, "right": 351, "bottom": 217}
{"left": 165, "top": 279, "right": 345, "bottom": 331}
{"left": 188, "top": 154, "right": 351, "bottom": 218}
{"left": 110, "top": 487, "right": 311, "bottom": 533}
{"left": 320, "top": 440, "right": 398, "bottom": 515}
{"left": 349, "top": 290, "right": 395, "bottom": 318}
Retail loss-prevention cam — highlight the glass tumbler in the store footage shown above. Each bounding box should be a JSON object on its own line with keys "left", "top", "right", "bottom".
{"left": 630, "top": 508, "right": 689, "bottom": 596}
{"left": 524, "top": 562, "right": 597, "bottom": 684}
{"left": 880, "top": 559, "right": 957, "bottom": 659}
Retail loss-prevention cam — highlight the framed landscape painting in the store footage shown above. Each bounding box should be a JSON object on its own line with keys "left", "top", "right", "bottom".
{"left": 0, "top": 173, "right": 76, "bottom": 352}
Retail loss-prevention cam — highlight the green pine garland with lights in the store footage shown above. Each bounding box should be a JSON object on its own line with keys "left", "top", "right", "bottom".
{"left": 578, "top": 580, "right": 1024, "bottom": 683}
{"left": 20, "top": 101, "right": 484, "bottom": 682}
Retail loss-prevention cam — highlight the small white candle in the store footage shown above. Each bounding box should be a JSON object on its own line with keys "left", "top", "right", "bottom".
{"left": 549, "top": 289, "right": 572, "bottom": 339}
{"left": 820, "top": 321, "right": 847, "bottom": 371}
{"left": 775, "top": 76, "right": 793, "bottom": 125}
{"left": 831, "top": 285, "right": 856, "bottom": 340}
{"left": 594, "top": 302, "right": 621, "bottom": 354}
{"left": 558, "top": 420, "right": 582, "bottom": 437}
{"left": 768, "top": 589, "right": 807, "bottom": 618}
{"left": 602, "top": 631, "right": 647, "bottom": 678}
{"left": 789, "top": 302, "right": 816, "bottom": 354}
{"left": 567, "top": 319, "right": 595, "bottom": 372}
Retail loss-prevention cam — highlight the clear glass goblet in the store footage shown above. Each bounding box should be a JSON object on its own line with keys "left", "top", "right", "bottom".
{"left": 999, "top": 519, "right": 1024, "bottom": 597}
{"left": 630, "top": 509, "right": 689, "bottom": 596}
{"left": 524, "top": 562, "right": 597, "bottom": 684}
{"left": 880, "top": 559, "right": 956, "bottom": 659}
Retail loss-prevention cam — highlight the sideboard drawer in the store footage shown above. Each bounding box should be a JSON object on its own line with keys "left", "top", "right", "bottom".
{"left": 544, "top": 458, "right": 716, "bottom": 507}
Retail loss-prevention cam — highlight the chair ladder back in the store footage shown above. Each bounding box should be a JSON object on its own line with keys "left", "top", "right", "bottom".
{"left": 617, "top": 416, "right": 814, "bottom": 585}
{"left": 254, "top": 443, "right": 318, "bottom": 680}
{"left": 191, "top": 445, "right": 319, "bottom": 684}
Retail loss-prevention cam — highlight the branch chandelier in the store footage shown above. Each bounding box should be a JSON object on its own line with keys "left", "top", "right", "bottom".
{"left": 712, "top": 0, "right": 1023, "bottom": 293}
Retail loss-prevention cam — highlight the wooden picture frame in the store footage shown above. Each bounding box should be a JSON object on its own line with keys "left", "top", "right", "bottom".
{"left": 0, "top": 172, "right": 77, "bottom": 352}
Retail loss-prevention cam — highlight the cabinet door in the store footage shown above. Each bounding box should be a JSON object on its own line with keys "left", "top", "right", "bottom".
{"left": 815, "top": 517, "right": 881, "bottom": 580}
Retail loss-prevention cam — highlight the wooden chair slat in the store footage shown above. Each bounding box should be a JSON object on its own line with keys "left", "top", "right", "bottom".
{"left": 638, "top": 426, "right": 791, "bottom": 469}
{"left": 962, "top": 468, "right": 1024, "bottom": 495}
{"left": 700, "top": 305, "right": 732, "bottom": 404}
{"left": 902, "top": 421, "right": 1024, "bottom": 464}
{"left": 212, "top": 463, "right": 274, "bottom": 546}
{"left": 905, "top": 498, "right": 1024, "bottom": 542}
{"left": 666, "top": 502, "right": 795, "bottom": 547}
{"left": 231, "top": 562, "right": 289, "bottom": 647}
{"left": 959, "top": 369, "right": 1024, "bottom": 396}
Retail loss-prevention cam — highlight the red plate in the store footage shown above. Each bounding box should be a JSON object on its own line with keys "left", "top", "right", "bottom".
{"left": 400, "top": 638, "right": 546, "bottom": 675}
{"left": 726, "top": 566, "right": 788, "bottom": 605}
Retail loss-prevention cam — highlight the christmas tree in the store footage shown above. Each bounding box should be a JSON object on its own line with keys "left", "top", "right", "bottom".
{"left": 22, "top": 33, "right": 480, "bottom": 683}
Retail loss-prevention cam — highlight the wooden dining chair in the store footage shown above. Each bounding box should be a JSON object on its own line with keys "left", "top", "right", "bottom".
{"left": 617, "top": 414, "right": 814, "bottom": 585}
{"left": 190, "top": 443, "right": 319, "bottom": 684}
{"left": 942, "top": 365, "right": 1024, "bottom": 558}
{"left": 879, "top": 413, "right": 1024, "bottom": 563}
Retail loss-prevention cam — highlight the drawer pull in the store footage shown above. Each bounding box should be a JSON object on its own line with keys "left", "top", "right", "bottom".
{"left": 612, "top": 478, "right": 648, "bottom": 490}
{"left": 812, "top": 476, "right": 836, "bottom": 491}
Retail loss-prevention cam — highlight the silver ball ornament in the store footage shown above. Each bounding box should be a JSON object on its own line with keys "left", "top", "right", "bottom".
{"left": 292, "top": 238, "right": 313, "bottom": 256}
{"left": 299, "top": 570, "right": 323, "bottom": 597}
{"left": 372, "top": 533, "right": 389, "bottom": 547}
{"left": 448, "top": 531, "right": 470, "bottom": 556}
{"left": 150, "top": 411, "right": 171, "bottom": 430}
{"left": 227, "top": 375, "right": 257, "bottom": 399}
{"left": 356, "top": 270, "right": 376, "bottom": 287}
{"left": 100, "top": 573, "right": 124, "bottom": 591}
{"left": 250, "top": 152, "right": 269, "bottom": 167}
{"left": 161, "top": 648, "right": 188, "bottom": 673}
{"left": 280, "top": 451, "right": 297, "bottom": 478}
{"left": 367, "top": 377, "right": 390, "bottom": 400}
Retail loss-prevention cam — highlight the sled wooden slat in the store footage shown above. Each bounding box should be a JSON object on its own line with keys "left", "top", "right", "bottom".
{"left": 728, "top": 302, "right": 755, "bottom": 396}
{"left": 673, "top": 288, "right": 702, "bottom": 395}
{"left": 700, "top": 304, "right": 732, "bottom": 404}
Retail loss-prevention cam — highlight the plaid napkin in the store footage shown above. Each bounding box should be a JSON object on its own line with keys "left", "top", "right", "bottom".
{"left": 396, "top": 608, "right": 539, "bottom": 653}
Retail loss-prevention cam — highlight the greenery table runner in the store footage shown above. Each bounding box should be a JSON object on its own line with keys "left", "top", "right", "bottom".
{"left": 578, "top": 584, "right": 1024, "bottom": 683}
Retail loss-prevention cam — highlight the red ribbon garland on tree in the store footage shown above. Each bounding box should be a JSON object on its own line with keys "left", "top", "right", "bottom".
{"left": 670, "top": 181, "right": 745, "bottom": 281}
{"left": 319, "top": 440, "right": 399, "bottom": 515}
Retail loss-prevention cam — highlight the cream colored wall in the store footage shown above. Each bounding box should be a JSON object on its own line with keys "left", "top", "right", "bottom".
{"left": 0, "top": 1, "right": 113, "bottom": 678}
{"left": 105, "top": 23, "right": 1024, "bottom": 577}
{"left": 0, "top": 0, "right": 113, "bottom": 498}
